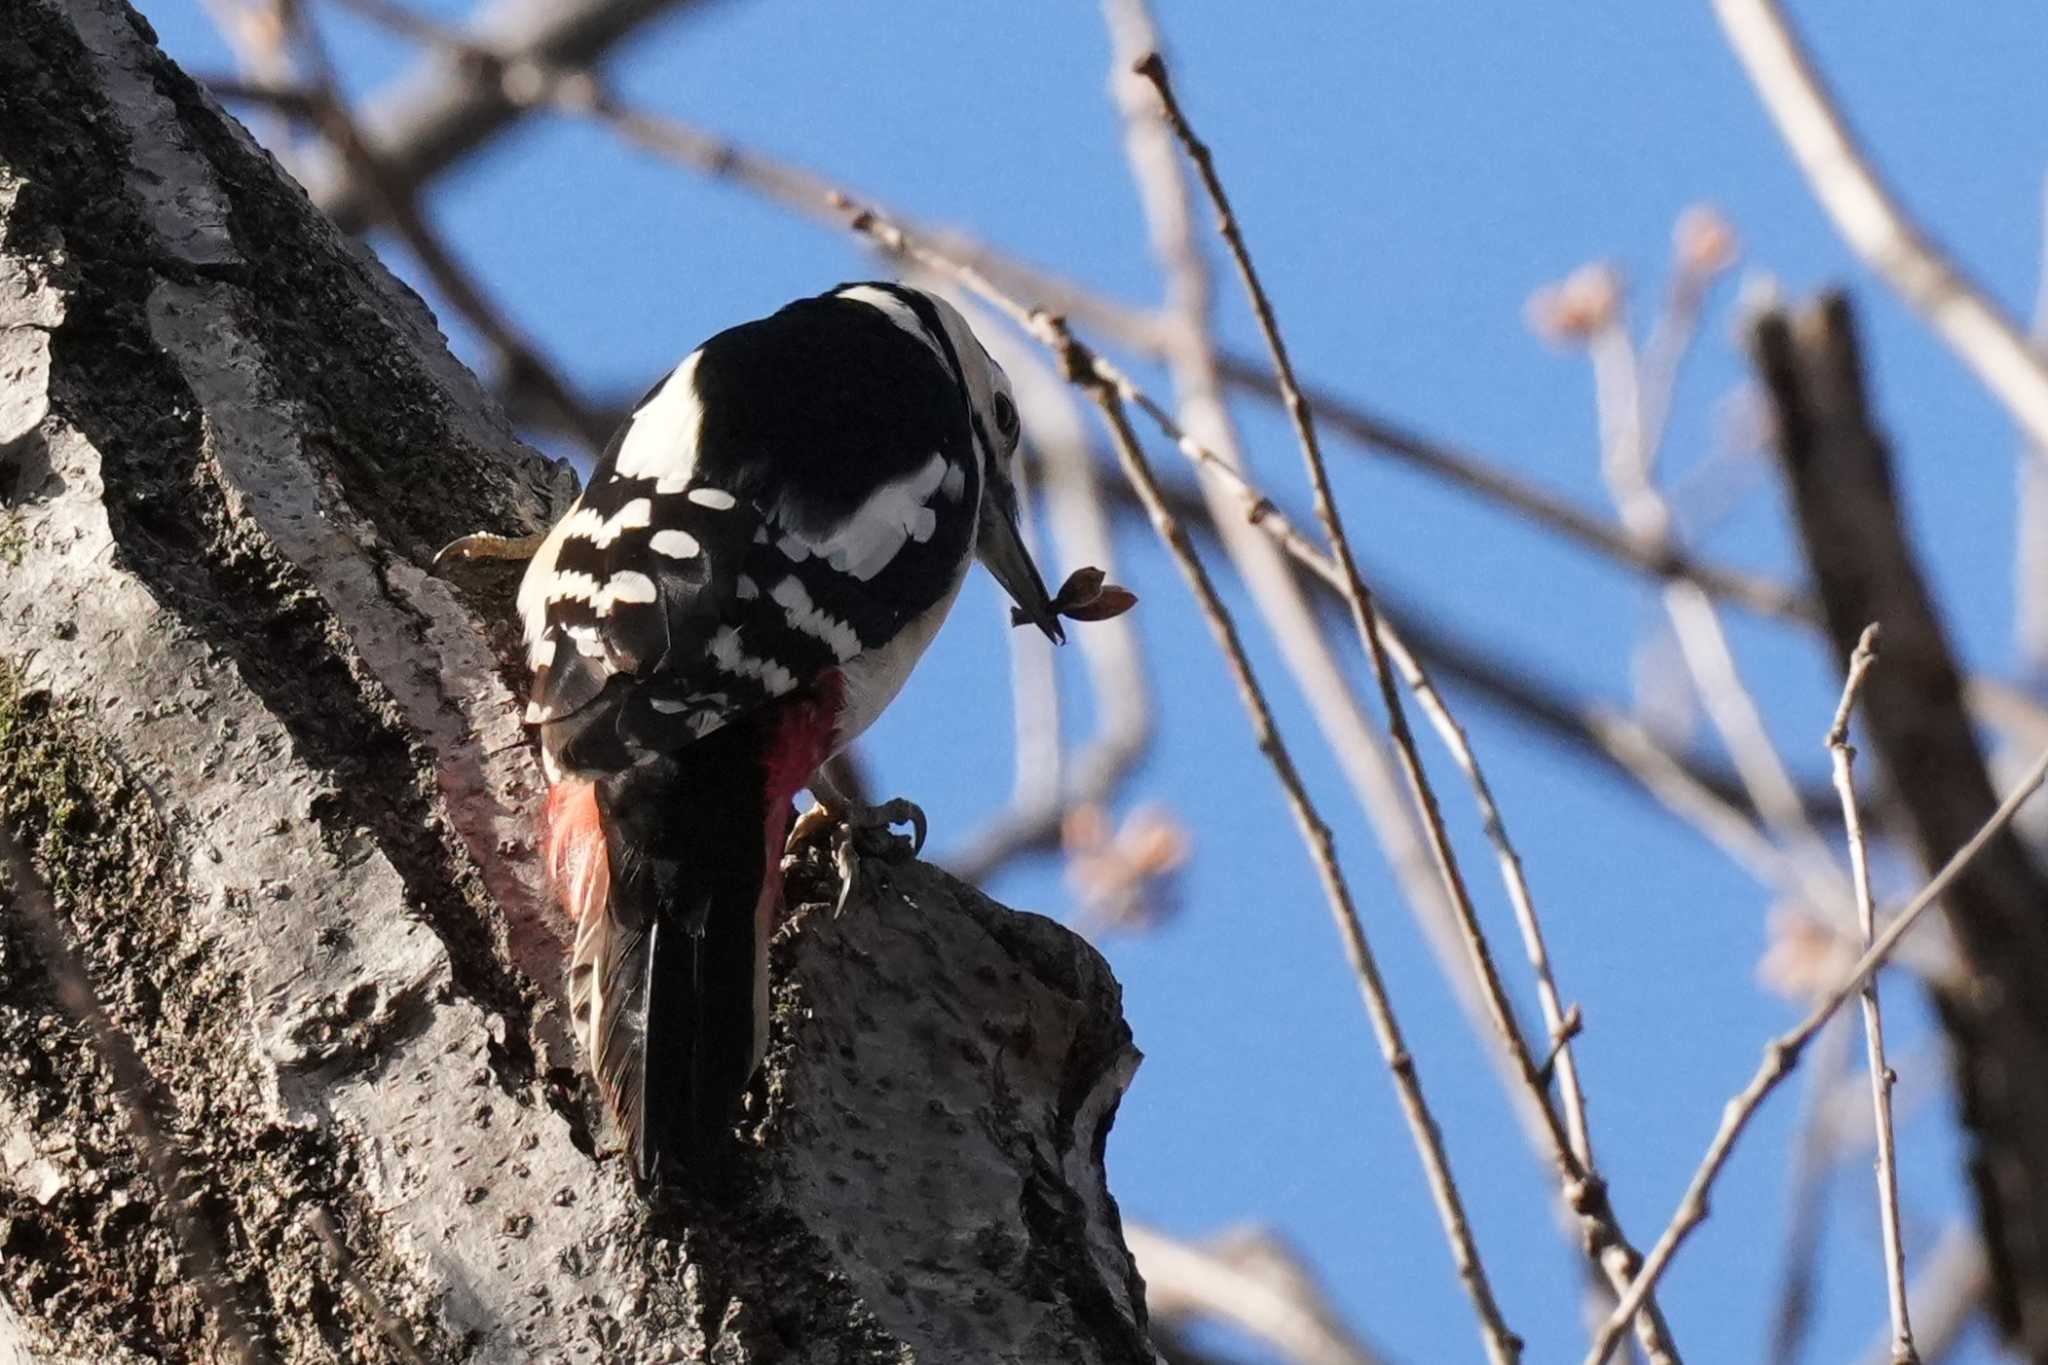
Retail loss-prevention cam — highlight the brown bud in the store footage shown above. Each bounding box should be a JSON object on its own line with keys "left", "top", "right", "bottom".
{"left": 1060, "top": 586, "right": 1139, "bottom": 622}
{"left": 1673, "top": 203, "right": 1738, "bottom": 278}
{"left": 1526, "top": 262, "right": 1621, "bottom": 345}
{"left": 1013, "top": 564, "right": 1140, "bottom": 626}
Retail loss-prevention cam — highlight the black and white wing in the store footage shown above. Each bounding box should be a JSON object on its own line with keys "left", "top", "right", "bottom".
{"left": 519, "top": 283, "right": 989, "bottom": 774}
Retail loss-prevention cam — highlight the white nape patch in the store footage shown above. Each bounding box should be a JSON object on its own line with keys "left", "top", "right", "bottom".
{"left": 736, "top": 575, "right": 759, "bottom": 600}
{"left": 596, "top": 570, "right": 657, "bottom": 612}
{"left": 613, "top": 351, "right": 705, "bottom": 485}
{"left": 709, "top": 626, "right": 795, "bottom": 696}
{"left": 687, "top": 486, "right": 738, "bottom": 510}
{"left": 770, "top": 575, "right": 862, "bottom": 662}
{"left": 940, "top": 461, "right": 967, "bottom": 501}
{"left": 837, "top": 286, "right": 948, "bottom": 369}
{"left": 650, "top": 528, "right": 701, "bottom": 560}
{"left": 774, "top": 452, "right": 950, "bottom": 581}
{"left": 528, "top": 635, "right": 556, "bottom": 669}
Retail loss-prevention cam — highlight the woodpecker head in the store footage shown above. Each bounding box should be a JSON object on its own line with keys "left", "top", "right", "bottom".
{"left": 839, "top": 283, "right": 1065, "bottom": 644}
{"left": 967, "top": 354, "right": 1065, "bottom": 645}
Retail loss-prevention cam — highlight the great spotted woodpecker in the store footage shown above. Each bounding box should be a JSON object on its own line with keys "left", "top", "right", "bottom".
{"left": 517, "top": 282, "right": 1063, "bottom": 1183}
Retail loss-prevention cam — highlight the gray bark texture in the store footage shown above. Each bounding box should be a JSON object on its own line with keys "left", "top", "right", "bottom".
{"left": 0, "top": 3, "right": 1155, "bottom": 1361}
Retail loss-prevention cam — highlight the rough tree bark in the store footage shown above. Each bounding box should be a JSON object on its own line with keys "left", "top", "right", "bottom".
{"left": 1754, "top": 292, "right": 2048, "bottom": 1360}
{"left": 0, "top": 2, "right": 1155, "bottom": 1361}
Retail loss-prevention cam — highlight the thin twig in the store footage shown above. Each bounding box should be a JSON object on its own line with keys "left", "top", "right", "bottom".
{"left": 1764, "top": 1012, "right": 1856, "bottom": 1365}
{"left": 1826, "top": 624, "right": 1917, "bottom": 1363}
{"left": 2019, "top": 174, "right": 2048, "bottom": 678}
{"left": 1854, "top": 1224, "right": 1987, "bottom": 1365}
{"left": 275, "top": 0, "right": 611, "bottom": 451}
{"left": 843, "top": 185, "right": 1723, "bottom": 1359}
{"left": 1588, "top": 739, "right": 2048, "bottom": 1364}
{"left": 1586, "top": 298, "right": 1846, "bottom": 923}
{"left": 1128, "top": 1222, "right": 1392, "bottom": 1365}
{"left": 304, "top": 0, "right": 718, "bottom": 233}
{"left": 1100, "top": 0, "right": 1532, "bottom": 1149}
{"left": 1134, "top": 48, "right": 1674, "bottom": 1360}
{"left": 1710, "top": 0, "right": 2048, "bottom": 454}
{"left": 1070, "top": 329, "right": 1521, "bottom": 1363}
{"left": 292, "top": 0, "right": 1814, "bottom": 632}
{"left": 942, "top": 290, "right": 1152, "bottom": 884}
{"left": 0, "top": 827, "right": 261, "bottom": 1365}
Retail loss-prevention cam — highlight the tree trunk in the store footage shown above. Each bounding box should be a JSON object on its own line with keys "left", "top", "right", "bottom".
{"left": 0, "top": 3, "right": 1155, "bottom": 1361}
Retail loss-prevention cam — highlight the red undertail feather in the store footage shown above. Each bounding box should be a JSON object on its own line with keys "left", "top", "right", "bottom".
{"left": 543, "top": 779, "right": 610, "bottom": 941}
{"left": 545, "top": 674, "right": 844, "bottom": 1186}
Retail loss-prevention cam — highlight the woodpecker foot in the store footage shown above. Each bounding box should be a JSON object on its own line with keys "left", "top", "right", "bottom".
{"left": 788, "top": 795, "right": 926, "bottom": 916}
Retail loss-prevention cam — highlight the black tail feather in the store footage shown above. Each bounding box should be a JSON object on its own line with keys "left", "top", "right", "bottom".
{"left": 587, "top": 719, "right": 771, "bottom": 1183}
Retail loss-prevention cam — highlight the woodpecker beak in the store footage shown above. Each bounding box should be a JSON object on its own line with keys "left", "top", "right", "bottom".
{"left": 978, "top": 479, "right": 1064, "bottom": 643}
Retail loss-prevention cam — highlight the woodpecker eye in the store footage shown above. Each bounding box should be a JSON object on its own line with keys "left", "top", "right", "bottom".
{"left": 991, "top": 391, "right": 1020, "bottom": 442}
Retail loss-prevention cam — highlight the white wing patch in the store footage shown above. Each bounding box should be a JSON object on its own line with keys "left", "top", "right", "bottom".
{"left": 709, "top": 626, "right": 796, "bottom": 697}
{"left": 687, "top": 487, "right": 738, "bottom": 510}
{"left": 772, "top": 452, "right": 953, "bottom": 582}
{"left": 596, "top": 570, "right": 657, "bottom": 612}
{"left": 614, "top": 350, "right": 705, "bottom": 488}
{"left": 769, "top": 575, "right": 862, "bottom": 662}
{"left": 546, "top": 569, "right": 602, "bottom": 606}
{"left": 650, "top": 528, "right": 701, "bottom": 560}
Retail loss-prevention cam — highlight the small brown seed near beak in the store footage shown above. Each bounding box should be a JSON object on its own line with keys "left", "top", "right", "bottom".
{"left": 1012, "top": 565, "right": 1139, "bottom": 627}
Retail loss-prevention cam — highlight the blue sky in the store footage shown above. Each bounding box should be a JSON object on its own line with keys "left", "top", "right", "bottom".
{"left": 151, "top": 2, "right": 2048, "bottom": 1360}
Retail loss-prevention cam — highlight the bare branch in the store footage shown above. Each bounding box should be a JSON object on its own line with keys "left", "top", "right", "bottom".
{"left": 1711, "top": 0, "right": 2048, "bottom": 453}
{"left": 1856, "top": 1225, "right": 1989, "bottom": 1365}
{"left": 276, "top": 0, "right": 611, "bottom": 450}
{"left": 1827, "top": 624, "right": 1918, "bottom": 1363}
{"left": 305, "top": 0, "right": 722, "bottom": 233}
{"left": 1588, "top": 739, "right": 2048, "bottom": 1364}
{"left": 1756, "top": 291, "right": 2048, "bottom": 1352}
{"left": 1764, "top": 1014, "right": 1857, "bottom": 1365}
{"left": 940, "top": 296, "right": 1152, "bottom": 885}
{"left": 1585, "top": 296, "right": 1841, "bottom": 916}
{"left": 300, "top": 0, "right": 1812, "bottom": 635}
{"left": 1069, "top": 329, "right": 1522, "bottom": 1363}
{"left": 1134, "top": 46, "right": 1673, "bottom": 1360}
{"left": 1129, "top": 1223, "right": 1392, "bottom": 1365}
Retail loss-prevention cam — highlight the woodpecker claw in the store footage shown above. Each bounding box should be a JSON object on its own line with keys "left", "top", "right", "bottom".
{"left": 831, "top": 829, "right": 861, "bottom": 918}
{"left": 869, "top": 798, "right": 927, "bottom": 858}
{"left": 785, "top": 800, "right": 839, "bottom": 853}
{"left": 787, "top": 793, "right": 927, "bottom": 915}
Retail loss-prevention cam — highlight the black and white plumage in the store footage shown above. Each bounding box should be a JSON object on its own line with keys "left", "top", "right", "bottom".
{"left": 521, "top": 282, "right": 1061, "bottom": 1184}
